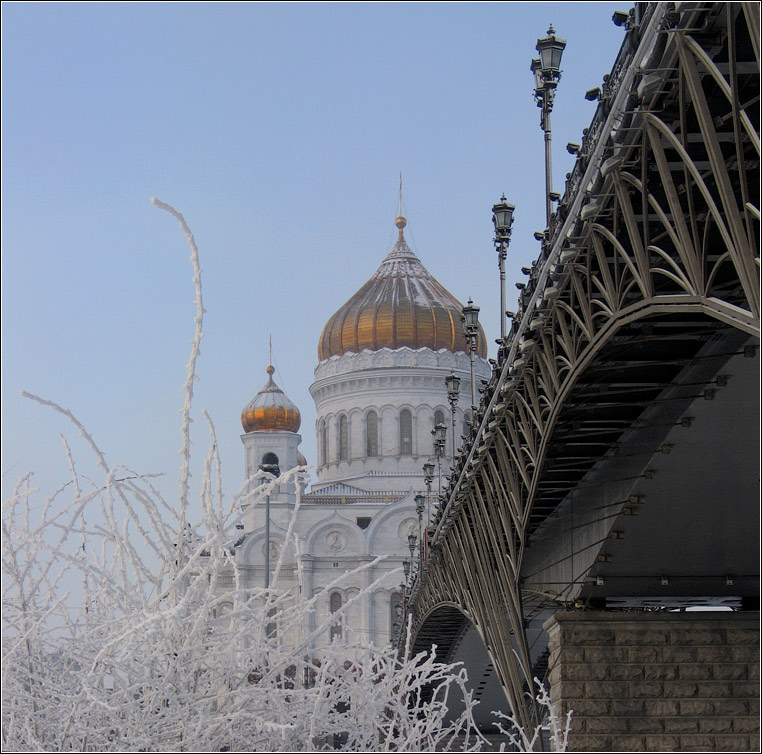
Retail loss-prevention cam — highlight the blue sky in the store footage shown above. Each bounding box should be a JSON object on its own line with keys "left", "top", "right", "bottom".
{"left": 2, "top": 2, "right": 627, "bottom": 507}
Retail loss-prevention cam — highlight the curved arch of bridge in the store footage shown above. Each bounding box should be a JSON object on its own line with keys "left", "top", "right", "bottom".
{"left": 411, "top": 304, "right": 758, "bottom": 723}
{"left": 411, "top": 604, "right": 514, "bottom": 738}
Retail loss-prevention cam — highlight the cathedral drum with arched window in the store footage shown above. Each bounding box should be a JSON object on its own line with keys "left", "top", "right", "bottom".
{"left": 309, "top": 215, "right": 491, "bottom": 494}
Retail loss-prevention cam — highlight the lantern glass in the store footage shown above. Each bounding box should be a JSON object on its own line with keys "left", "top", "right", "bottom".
{"left": 445, "top": 372, "right": 461, "bottom": 399}
{"left": 536, "top": 28, "right": 566, "bottom": 76}
{"left": 462, "top": 299, "right": 480, "bottom": 330}
{"left": 551, "top": 39, "right": 565, "bottom": 70}
{"left": 414, "top": 493, "right": 425, "bottom": 513}
{"left": 435, "top": 423, "right": 447, "bottom": 444}
{"left": 537, "top": 39, "right": 552, "bottom": 72}
{"left": 423, "top": 460, "right": 435, "bottom": 479}
{"left": 492, "top": 196, "right": 515, "bottom": 235}
{"left": 408, "top": 533, "right": 417, "bottom": 550}
{"left": 531, "top": 57, "right": 543, "bottom": 90}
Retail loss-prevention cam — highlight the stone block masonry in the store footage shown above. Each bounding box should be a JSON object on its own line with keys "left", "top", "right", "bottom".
{"left": 545, "top": 611, "right": 760, "bottom": 752}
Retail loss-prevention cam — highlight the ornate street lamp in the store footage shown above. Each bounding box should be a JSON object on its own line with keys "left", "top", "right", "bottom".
{"left": 423, "top": 460, "right": 435, "bottom": 489}
{"left": 431, "top": 422, "right": 447, "bottom": 504}
{"left": 462, "top": 299, "right": 480, "bottom": 409}
{"left": 407, "top": 533, "right": 418, "bottom": 586}
{"left": 492, "top": 195, "right": 515, "bottom": 341}
{"left": 423, "top": 459, "right": 435, "bottom": 526}
{"left": 415, "top": 493, "right": 425, "bottom": 523}
{"left": 414, "top": 493, "right": 426, "bottom": 565}
{"left": 259, "top": 462, "right": 280, "bottom": 591}
{"left": 532, "top": 25, "right": 566, "bottom": 231}
{"left": 433, "top": 422, "right": 447, "bottom": 459}
{"left": 408, "top": 533, "right": 417, "bottom": 563}
{"left": 536, "top": 24, "right": 566, "bottom": 76}
{"left": 445, "top": 372, "right": 461, "bottom": 459}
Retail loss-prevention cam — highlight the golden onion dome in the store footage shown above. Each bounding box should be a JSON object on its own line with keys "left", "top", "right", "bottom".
{"left": 318, "top": 217, "right": 487, "bottom": 361}
{"left": 241, "top": 365, "right": 301, "bottom": 433}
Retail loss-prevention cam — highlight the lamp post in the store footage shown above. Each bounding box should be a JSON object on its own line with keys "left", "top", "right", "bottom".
{"left": 432, "top": 423, "right": 447, "bottom": 499}
{"left": 445, "top": 373, "right": 461, "bottom": 459}
{"left": 259, "top": 462, "right": 280, "bottom": 590}
{"left": 415, "top": 493, "right": 426, "bottom": 565}
{"left": 462, "top": 299, "right": 480, "bottom": 410}
{"left": 423, "top": 460, "right": 435, "bottom": 526}
{"left": 532, "top": 25, "right": 566, "bottom": 231}
{"left": 408, "top": 533, "right": 417, "bottom": 581}
{"left": 492, "top": 196, "right": 515, "bottom": 341}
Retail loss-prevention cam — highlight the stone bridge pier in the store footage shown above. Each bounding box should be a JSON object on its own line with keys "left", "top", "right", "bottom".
{"left": 546, "top": 611, "right": 759, "bottom": 751}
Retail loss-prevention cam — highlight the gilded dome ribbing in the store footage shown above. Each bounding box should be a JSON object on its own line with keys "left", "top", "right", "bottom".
{"left": 241, "top": 365, "right": 301, "bottom": 433}
{"left": 318, "top": 217, "right": 487, "bottom": 361}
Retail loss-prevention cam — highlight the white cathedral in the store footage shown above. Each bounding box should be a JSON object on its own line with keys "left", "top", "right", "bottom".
{"left": 234, "top": 214, "right": 490, "bottom": 647}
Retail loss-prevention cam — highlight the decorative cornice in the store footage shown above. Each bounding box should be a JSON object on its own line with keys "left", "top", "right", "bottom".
{"left": 313, "top": 346, "right": 490, "bottom": 383}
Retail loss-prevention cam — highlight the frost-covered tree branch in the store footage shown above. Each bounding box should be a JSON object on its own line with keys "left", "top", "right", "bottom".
{"left": 2, "top": 201, "right": 496, "bottom": 752}
{"left": 491, "top": 678, "right": 573, "bottom": 752}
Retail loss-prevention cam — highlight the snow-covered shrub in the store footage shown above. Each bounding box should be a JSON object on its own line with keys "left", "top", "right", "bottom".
{"left": 2, "top": 200, "right": 485, "bottom": 752}
{"left": 492, "top": 679, "right": 572, "bottom": 752}
{"left": 2, "top": 456, "right": 485, "bottom": 752}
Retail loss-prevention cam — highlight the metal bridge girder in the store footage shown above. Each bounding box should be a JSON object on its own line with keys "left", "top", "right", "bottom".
{"left": 407, "top": 2, "right": 760, "bottom": 733}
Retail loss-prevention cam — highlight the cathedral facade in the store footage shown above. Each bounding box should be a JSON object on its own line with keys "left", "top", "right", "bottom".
{"left": 235, "top": 214, "right": 490, "bottom": 648}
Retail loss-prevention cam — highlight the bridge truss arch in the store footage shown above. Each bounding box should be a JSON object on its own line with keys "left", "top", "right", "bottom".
{"left": 406, "top": 2, "right": 760, "bottom": 733}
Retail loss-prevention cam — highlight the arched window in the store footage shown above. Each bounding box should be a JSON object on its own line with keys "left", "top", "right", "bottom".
{"left": 339, "top": 415, "right": 349, "bottom": 461}
{"left": 366, "top": 411, "right": 378, "bottom": 457}
{"left": 330, "top": 592, "right": 342, "bottom": 641}
{"left": 320, "top": 420, "right": 327, "bottom": 466}
{"left": 399, "top": 409, "right": 412, "bottom": 456}
{"left": 261, "top": 452, "right": 280, "bottom": 475}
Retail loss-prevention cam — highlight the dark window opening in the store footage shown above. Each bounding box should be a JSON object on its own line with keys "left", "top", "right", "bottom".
{"left": 366, "top": 411, "right": 378, "bottom": 457}
{"left": 339, "top": 415, "right": 349, "bottom": 461}
{"left": 400, "top": 409, "right": 412, "bottom": 455}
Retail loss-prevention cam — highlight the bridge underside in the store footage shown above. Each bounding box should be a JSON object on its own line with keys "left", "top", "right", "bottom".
{"left": 522, "top": 319, "right": 758, "bottom": 673}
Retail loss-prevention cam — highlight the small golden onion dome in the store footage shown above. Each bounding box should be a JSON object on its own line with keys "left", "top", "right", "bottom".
{"left": 297, "top": 451, "right": 307, "bottom": 467}
{"left": 318, "top": 217, "right": 487, "bottom": 361}
{"left": 241, "top": 365, "right": 301, "bottom": 433}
